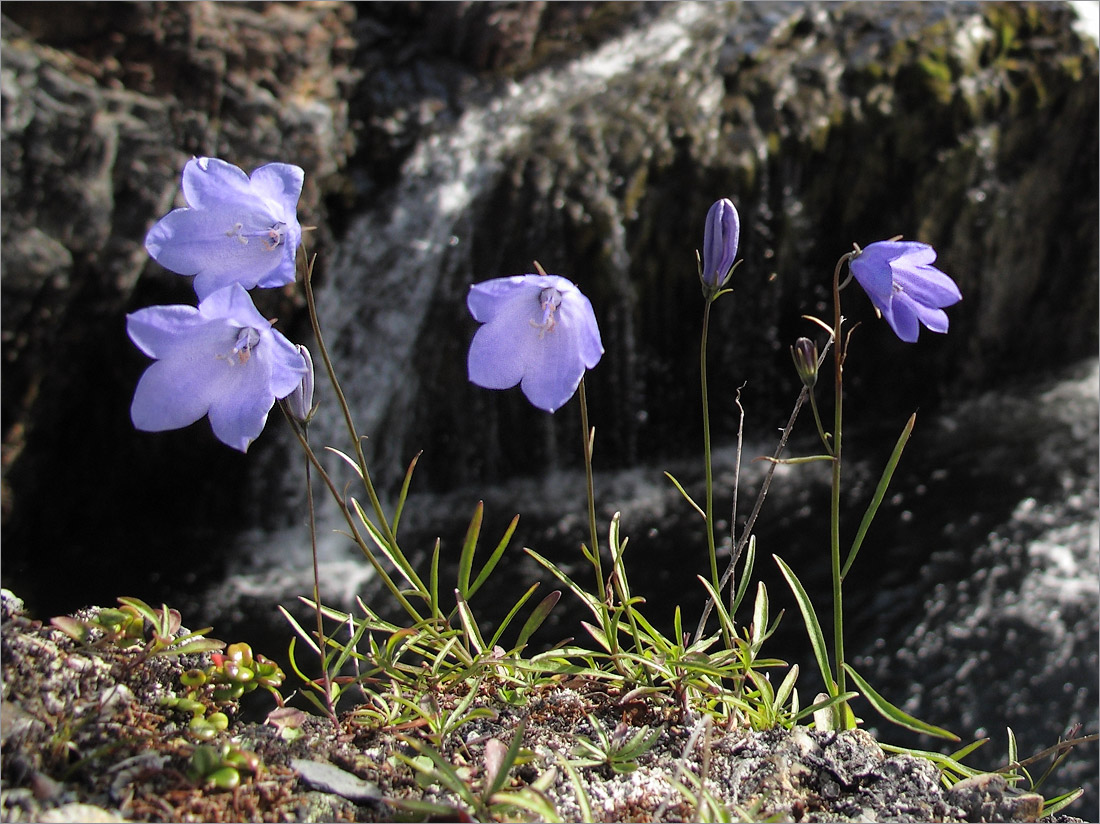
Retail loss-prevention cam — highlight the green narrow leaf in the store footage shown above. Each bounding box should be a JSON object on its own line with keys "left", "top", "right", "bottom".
{"left": 555, "top": 754, "right": 595, "bottom": 823}
{"left": 467, "top": 514, "right": 520, "bottom": 600}
{"left": 487, "top": 583, "right": 540, "bottom": 650}
{"left": 747, "top": 668, "right": 775, "bottom": 706}
{"left": 164, "top": 638, "right": 226, "bottom": 656}
{"left": 391, "top": 451, "right": 422, "bottom": 536}
{"left": 773, "top": 555, "right": 833, "bottom": 695}
{"left": 1042, "top": 789, "right": 1084, "bottom": 819}
{"left": 880, "top": 742, "right": 982, "bottom": 782}
{"left": 731, "top": 534, "right": 757, "bottom": 615}
{"left": 351, "top": 498, "right": 427, "bottom": 595}
{"left": 430, "top": 538, "right": 441, "bottom": 619}
{"left": 327, "top": 612, "right": 372, "bottom": 675}
{"left": 843, "top": 663, "right": 959, "bottom": 741}
{"left": 457, "top": 502, "right": 484, "bottom": 598}
{"left": 948, "top": 737, "right": 990, "bottom": 762}
{"left": 774, "top": 664, "right": 799, "bottom": 713}
{"left": 490, "top": 790, "right": 564, "bottom": 823}
{"left": 513, "top": 590, "right": 560, "bottom": 652}
{"left": 454, "top": 590, "right": 486, "bottom": 655}
{"left": 322, "top": 445, "right": 365, "bottom": 480}
{"left": 697, "top": 576, "right": 737, "bottom": 642}
{"left": 750, "top": 582, "right": 769, "bottom": 651}
{"left": 526, "top": 548, "right": 602, "bottom": 618}
{"left": 485, "top": 720, "right": 526, "bottom": 798}
{"left": 116, "top": 596, "right": 158, "bottom": 625}
{"left": 842, "top": 413, "right": 915, "bottom": 579}
{"left": 278, "top": 605, "right": 322, "bottom": 656}
{"left": 580, "top": 621, "right": 612, "bottom": 653}
{"left": 664, "top": 471, "right": 706, "bottom": 519}
{"left": 398, "top": 742, "right": 476, "bottom": 806}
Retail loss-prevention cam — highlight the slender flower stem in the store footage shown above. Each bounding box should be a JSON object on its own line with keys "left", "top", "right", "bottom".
{"left": 300, "top": 422, "right": 336, "bottom": 722}
{"left": 694, "top": 380, "right": 811, "bottom": 640}
{"left": 578, "top": 378, "right": 625, "bottom": 669}
{"left": 808, "top": 390, "right": 834, "bottom": 456}
{"left": 829, "top": 253, "right": 854, "bottom": 714}
{"left": 284, "top": 409, "right": 424, "bottom": 622}
{"left": 299, "top": 251, "right": 400, "bottom": 554}
{"left": 699, "top": 296, "right": 721, "bottom": 597}
{"left": 578, "top": 378, "right": 603, "bottom": 593}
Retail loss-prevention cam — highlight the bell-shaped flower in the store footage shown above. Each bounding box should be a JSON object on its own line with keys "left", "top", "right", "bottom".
{"left": 700, "top": 198, "right": 740, "bottom": 291}
{"left": 127, "top": 283, "right": 308, "bottom": 451}
{"left": 145, "top": 157, "right": 304, "bottom": 300}
{"left": 467, "top": 274, "right": 603, "bottom": 413}
{"left": 848, "top": 240, "right": 962, "bottom": 343}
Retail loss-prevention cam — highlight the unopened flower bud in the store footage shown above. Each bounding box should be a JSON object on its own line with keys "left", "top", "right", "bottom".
{"left": 286, "top": 344, "right": 315, "bottom": 423}
{"left": 791, "top": 337, "right": 819, "bottom": 388}
{"left": 700, "top": 198, "right": 740, "bottom": 292}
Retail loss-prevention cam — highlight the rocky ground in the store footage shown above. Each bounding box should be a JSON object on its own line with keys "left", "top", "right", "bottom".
{"left": 1, "top": 590, "right": 1086, "bottom": 823}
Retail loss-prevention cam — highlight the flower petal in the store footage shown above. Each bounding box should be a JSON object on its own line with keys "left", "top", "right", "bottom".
{"left": 200, "top": 283, "right": 271, "bottom": 328}
{"left": 520, "top": 323, "right": 586, "bottom": 412}
{"left": 249, "top": 163, "right": 305, "bottom": 220}
{"left": 559, "top": 290, "right": 604, "bottom": 368}
{"left": 131, "top": 353, "right": 221, "bottom": 432}
{"left": 182, "top": 157, "right": 255, "bottom": 210}
{"left": 849, "top": 243, "right": 898, "bottom": 302}
{"left": 908, "top": 299, "right": 950, "bottom": 334}
{"left": 467, "top": 276, "right": 535, "bottom": 323}
{"left": 262, "top": 328, "right": 310, "bottom": 398}
{"left": 126, "top": 304, "right": 205, "bottom": 359}
{"left": 893, "top": 262, "right": 962, "bottom": 308}
{"left": 468, "top": 308, "right": 533, "bottom": 390}
{"left": 206, "top": 358, "right": 276, "bottom": 452}
{"left": 880, "top": 297, "right": 921, "bottom": 343}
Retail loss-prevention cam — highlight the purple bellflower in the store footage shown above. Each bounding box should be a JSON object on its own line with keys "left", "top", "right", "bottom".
{"left": 700, "top": 198, "right": 740, "bottom": 291}
{"left": 848, "top": 240, "right": 962, "bottom": 343}
{"left": 467, "top": 274, "right": 604, "bottom": 413}
{"left": 145, "top": 157, "right": 304, "bottom": 300}
{"left": 127, "top": 283, "right": 308, "bottom": 452}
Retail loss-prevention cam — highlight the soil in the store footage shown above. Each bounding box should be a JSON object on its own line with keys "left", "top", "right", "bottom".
{"left": 0, "top": 590, "right": 1084, "bottom": 823}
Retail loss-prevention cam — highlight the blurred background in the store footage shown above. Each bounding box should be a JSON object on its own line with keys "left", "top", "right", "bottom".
{"left": 2, "top": 1, "right": 1097, "bottom": 815}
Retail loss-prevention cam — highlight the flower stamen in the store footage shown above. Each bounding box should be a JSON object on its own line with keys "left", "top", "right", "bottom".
{"left": 529, "top": 287, "right": 563, "bottom": 338}
{"left": 220, "top": 326, "right": 262, "bottom": 366}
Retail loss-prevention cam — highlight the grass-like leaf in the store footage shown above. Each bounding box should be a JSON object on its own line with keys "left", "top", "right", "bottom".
{"left": 774, "top": 555, "right": 833, "bottom": 695}
{"left": 843, "top": 663, "right": 959, "bottom": 741}
{"left": 456, "top": 501, "right": 484, "bottom": 598}
{"left": 390, "top": 451, "right": 422, "bottom": 536}
{"left": 664, "top": 471, "right": 706, "bottom": 519}
{"left": 512, "top": 589, "right": 561, "bottom": 653}
{"left": 842, "top": 413, "right": 915, "bottom": 579}
{"left": 487, "top": 582, "right": 541, "bottom": 651}
{"left": 467, "top": 513, "right": 520, "bottom": 600}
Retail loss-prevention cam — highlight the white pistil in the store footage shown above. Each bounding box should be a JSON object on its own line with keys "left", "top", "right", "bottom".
{"left": 224, "top": 221, "right": 287, "bottom": 250}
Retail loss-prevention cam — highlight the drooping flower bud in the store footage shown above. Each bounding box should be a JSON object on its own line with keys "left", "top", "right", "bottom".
{"left": 791, "top": 337, "right": 819, "bottom": 388}
{"left": 700, "top": 198, "right": 740, "bottom": 292}
{"left": 286, "top": 344, "right": 315, "bottom": 424}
